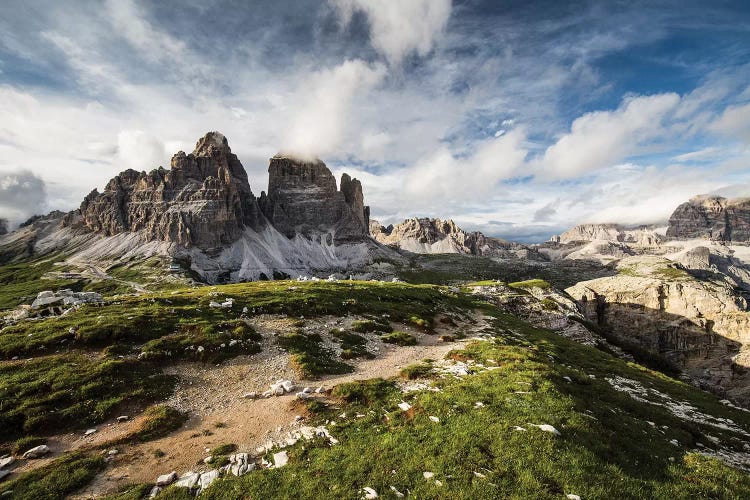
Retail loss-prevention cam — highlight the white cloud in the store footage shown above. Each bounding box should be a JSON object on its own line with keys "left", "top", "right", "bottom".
{"left": 710, "top": 102, "right": 750, "bottom": 142}
{"left": 281, "top": 59, "right": 386, "bottom": 159}
{"left": 0, "top": 169, "right": 47, "bottom": 225}
{"left": 116, "top": 130, "right": 168, "bottom": 171}
{"left": 672, "top": 147, "right": 722, "bottom": 162}
{"left": 105, "top": 0, "right": 187, "bottom": 64}
{"left": 330, "top": 0, "right": 452, "bottom": 65}
{"left": 540, "top": 93, "right": 680, "bottom": 178}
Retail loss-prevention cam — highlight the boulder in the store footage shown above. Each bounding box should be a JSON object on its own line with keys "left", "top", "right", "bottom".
{"left": 198, "top": 469, "right": 220, "bottom": 491}
{"left": 273, "top": 450, "right": 288, "bottom": 468}
{"left": 155, "top": 471, "right": 178, "bottom": 486}
{"left": 22, "top": 445, "right": 50, "bottom": 459}
{"left": 174, "top": 471, "right": 200, "bottom": 489}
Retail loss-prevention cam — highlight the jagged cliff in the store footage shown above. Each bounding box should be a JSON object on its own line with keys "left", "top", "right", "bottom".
{"left": 66, "top": 132, "right": 263, "bottom": 251}
{"left": 369, "top": 217, "right": 540, "bottom": 259}
{"left": 63, "top": 133, "right": 371, "bottom": 252}
{"left": 566, "top": 256, "right": 750, "bottom": 404}
{"left": 258, "top": 156, "right": 369, "bottom": 243}
{"left": 553, "top": 223, "right": 663, "bottom": 246}
{"left": 667, "top": 195, "right": 750, "bottom": 242}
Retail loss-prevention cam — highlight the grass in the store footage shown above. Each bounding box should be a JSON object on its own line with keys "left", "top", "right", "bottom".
{"left": 202, "top": 308, "right": 750, "bottom": 499}
{"left": 212, "top": 443, "right": 238, "bottom": 455}
{"left": 11, "top": 435, "right": 46, "bottom": 455}
{"left": 350, "top": 319, "right": 392, "bottom": 333}
{"left": 130, "top": 405, "right": 187, "bottom": 442}
{"left": 380, "top": 331, "right": 418, "bottom": 346}
{"left": 400, "top": 362, "right": 433, "bottom": 380}
{"left": 508, "top": 279, "right": 551, "bottom": 290}
{"left": 102, "top": 483, "right": 153, "bottom": 500}
{"left": 0, "top": 354, "right": 175, "bottom": 443}
{"left": 0, "top": 256, "right": 85, "bottom": 310}
{"left": 0, "top": 280, "right": 470, "bottom": 360}
{"left": 0, "top": 451, "right": 106, "bottom": 499}
{"left": 331, "top": 330, "right": 373, "bottom": 360}
{"left": 277, "top": 331, "right": 353, "bottom": 378}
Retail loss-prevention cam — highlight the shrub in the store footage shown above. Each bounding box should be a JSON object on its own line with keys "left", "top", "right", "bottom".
{"left": 351, "top": 320, "right": 392, "bottom": 333}
{"left": 132, "top": 405, "right": 186, "bottom": 442}
{"left": 12, "top": 436, "right": 46, "bottom": 455}
{"left": 381, "top": 331, "right": 417, "bottom": 346}
{"left": 400, "top": 363, "right": 433, "bottom": 380}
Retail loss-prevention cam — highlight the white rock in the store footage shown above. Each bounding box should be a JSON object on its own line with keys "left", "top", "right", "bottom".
{"left": 174, "top": 471, "right": 200, "bottom": 489}
{"left": 512, "top": 426, "right": 527, "bottom": 431}
{"left": 296, "top": 392, "right": 311, "bottom": 400}
{"left": 84, "top": 428, "right": 97, "bottom": 436}
{"left": 243, "top": 392, "right": 257, "bottom": 399}
{"left": 423, "top": 471, "right": 435, "bottom": 479}
{"left": 155, "top": 471, "right": 177, "bottom": 486}
{"left": 281, "top": 380, "right": 295, "bottom": 393}
{"left": 302, "top": 386, "right": 312, "bottom": 394}
{"left": 531, "top": 424, "right": 561, "bottom": 436}
{"left": 209, "top": 301, "right": 221, "bottom": 308}
{"left": 315, "top": 386, "right": 325, "bottom": 394}
{"left": 566, "top": 495, "right": 581, "bottom": 500}
{"left": 389, "top": 486, "right": 405, "bottom": 498}
{"left": 0, "top": 456, "right": 15, "bottom": 469}
{"left": 429, "top": 416, "right": 440, "bottom": 423}
{"left": 397, "top": 402, "right": 412, "bottom": 411}
{"left": 149, "top": 486, "right": 162, "bottom": 498}
{"left": 473, "top": 471, "right": 487, "bottom": 478}
{"left": 116, "top": 415, "right": 129, "bottom": 422}
{"left": 474, "top": 402, "right": 485, "bottom": 408}
{"left": 361, "top": 486, "right": 378, "bottom": 499}
{"left": 273, "top": 451, "right": 289, "bottom": 468}
{"left": 22, "top": 445, "right": 50, "bottom": 459}
{"left": 198, "top": 469, "right": 220, "bottom": 490}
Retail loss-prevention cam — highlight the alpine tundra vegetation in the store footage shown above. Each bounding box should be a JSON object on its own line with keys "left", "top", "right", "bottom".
{"left": 1, "top": 0, "right": 750, "bottom": 499}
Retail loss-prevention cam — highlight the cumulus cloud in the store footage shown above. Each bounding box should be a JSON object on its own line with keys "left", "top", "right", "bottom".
{"left": 0, "top": 169, "right": 47, "bottom": 225}
{"left": 116, "top": 130, "right": 168, "bottom": 171}
{"left": 710, "top": 102, "right": 750, "bottom": 142}
{"left": 330, "top": 0, "right": 452, "bottom": 65}
{"left": 540, "top": 93, "right": 680, "bottom": 178}
{"left": 281, "top": 59, "right": 386, "bottom": 159}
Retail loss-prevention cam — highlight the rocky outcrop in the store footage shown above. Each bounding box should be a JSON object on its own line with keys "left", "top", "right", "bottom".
{"left": 67, "top": 132, "right": 263, "bottom": 251}
{"left": 258, "top": 156, "right": 369, "bottom": 243}
{"left": 0, "top": 219, "right": 7, "bottom": 235}
{"left": 64, "top": 133, "right": 371, "bottom": 252}
{"left": 556, "top": 224, "right": 663, "bottom": 246}
{"left": 666, "top": 195, "right": 750, "bottom": 242}
{"left": 566, "top": 256, "right": 750, "bottom": 404}
{"left": 370, "top": 217, "right": 540, "bottom": 259}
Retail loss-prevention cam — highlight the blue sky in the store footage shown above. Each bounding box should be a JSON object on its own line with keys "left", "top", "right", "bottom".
{"left": 0, "top": 0, "right": 748, "bottom": 241}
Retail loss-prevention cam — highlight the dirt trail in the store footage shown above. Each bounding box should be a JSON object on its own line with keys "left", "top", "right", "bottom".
{"left": 16, "top": 313, "right": 488, "bottom": 498}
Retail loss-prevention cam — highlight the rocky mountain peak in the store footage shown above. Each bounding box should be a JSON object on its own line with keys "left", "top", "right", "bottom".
{"left": 667, "top": 195, "right": 750, "bottom": 241}
{"left": 62, "top": 133, "right": 371, "bottom": 252}
{"left": 260, "top": 155, "right": 370, "bottom": 242}
{"left": 370, "top": 217, "right": 538, "bottom": 259}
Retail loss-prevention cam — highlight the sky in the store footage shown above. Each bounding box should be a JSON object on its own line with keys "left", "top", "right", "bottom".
{"left": 0, "top": 0, "right": 749, "bottom": 242}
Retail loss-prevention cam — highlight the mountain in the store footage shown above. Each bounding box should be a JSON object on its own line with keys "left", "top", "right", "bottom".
{"left": 667, "top": 195, "right": 750, "bottom": 241}
{"left": 370, "top": 217, "right": 541, "bottom": 259}
{"left": 552, "top": 223, "right": 663, "bottom": 246}
{"left": 2, "top": 132, "right": 390, "bottom": 282}
{"left": 0, "top": 219, "right": 6, "bottom": 236}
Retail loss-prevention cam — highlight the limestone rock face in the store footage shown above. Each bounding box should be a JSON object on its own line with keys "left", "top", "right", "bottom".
{"left": 566, "top": 257, "right": 750, "bottom": 404}
{"left": 666, "top": 195, "right": 750, "bottom": 241}
{"left": 69, "top": 132, "right": 264, "bottom": 251}
{"left": 370, "top": 217, "right": 541, "bottom": 259}
{"left": 259, "top": 156, "right": 370, "bottom": 242}
{"left": 557, "top": 224, "right": 663, "bottom": 246}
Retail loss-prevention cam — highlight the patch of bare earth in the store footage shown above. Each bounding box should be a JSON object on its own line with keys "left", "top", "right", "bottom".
{"left": 47, "top": 312, "right": 487, "bottom": 498}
